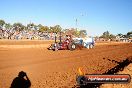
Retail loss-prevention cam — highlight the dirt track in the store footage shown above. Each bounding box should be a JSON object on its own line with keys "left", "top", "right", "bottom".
{"left": 0, "top": 40, "right": 132, "bottom": 88}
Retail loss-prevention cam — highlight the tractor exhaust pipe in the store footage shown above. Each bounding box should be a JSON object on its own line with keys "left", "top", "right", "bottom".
{"left": 60, "top": 32, "right": 62, "bottom": 43}
{"left": 55, "top": 32, "right": 57, "bottom": 43}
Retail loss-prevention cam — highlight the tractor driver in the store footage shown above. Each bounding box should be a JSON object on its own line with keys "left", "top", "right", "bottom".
{"left": 65, "top": 35, "right": 71, "bottom": 45}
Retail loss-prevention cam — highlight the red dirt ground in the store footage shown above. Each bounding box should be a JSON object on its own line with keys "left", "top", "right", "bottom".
{"left": 0, "top": 40, "right": 132, "bottom": 88}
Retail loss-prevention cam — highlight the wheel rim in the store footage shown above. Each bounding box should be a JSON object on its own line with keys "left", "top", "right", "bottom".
{"left": 72, "top": 44, "right": 76, "bottom": 49}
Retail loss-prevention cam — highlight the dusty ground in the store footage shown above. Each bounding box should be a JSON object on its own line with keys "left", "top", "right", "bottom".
{"left": 0, "top": 40, "right": 132, "bottom": 88}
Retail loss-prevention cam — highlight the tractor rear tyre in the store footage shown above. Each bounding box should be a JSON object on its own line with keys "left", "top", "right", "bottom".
{"left": 68, "top": 42, "right": 76, "bottom": 51}
{"left": 89, "top": 44, "right": 93, "bottom": 49}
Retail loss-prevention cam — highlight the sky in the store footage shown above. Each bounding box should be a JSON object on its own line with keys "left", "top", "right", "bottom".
{"left": 0, "top": 0, "right": 132, "bottom": 36}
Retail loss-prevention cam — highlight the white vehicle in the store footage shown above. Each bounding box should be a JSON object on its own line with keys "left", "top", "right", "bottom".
{"left": 73, "top": 37, "right": 95, "bottom": 49}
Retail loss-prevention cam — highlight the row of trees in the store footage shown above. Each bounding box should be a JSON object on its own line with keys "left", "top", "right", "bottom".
{"left": 100, "top": 31, "right": 116, "bottom": 40}
{"left": 0, "top": 19, "right": 87, "bottom": 37}
{"left": 99, "top": 31, "right": 132, "bottom": 40}
{"left": 0, "top": 19, "right": 62, "bottom": 32}
{"left": 1, "top": 19, "right": 131, "bottom": 39}
{"left": 117, "top": 31, "right": 132, "bottom": 38}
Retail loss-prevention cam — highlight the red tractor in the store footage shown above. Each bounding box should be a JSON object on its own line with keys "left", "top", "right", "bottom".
{"left": 48, "top": 32, "right": 76, "bottom": 51}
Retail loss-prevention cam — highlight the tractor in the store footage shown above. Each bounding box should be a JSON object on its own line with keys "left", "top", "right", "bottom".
{"left": 47, "top": 32, "right": 77, "bottom": 51}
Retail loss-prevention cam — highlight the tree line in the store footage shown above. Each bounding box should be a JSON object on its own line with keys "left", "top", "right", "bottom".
{"left": 99, "top": 31, "right": 132, "bottom": 40}
{"left": 0, "top": 19, "right": 131, "bottom": 39}
{"left": 0, "top": 19, "right": 87, "bottom": 37}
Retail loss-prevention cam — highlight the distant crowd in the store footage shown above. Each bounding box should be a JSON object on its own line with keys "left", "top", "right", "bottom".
{"left": 0, "top": 27, "right": 57, "bottom": 40}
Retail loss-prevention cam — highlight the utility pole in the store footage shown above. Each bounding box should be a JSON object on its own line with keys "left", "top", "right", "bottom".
{"left": 75, "top": 18, "right": 78, "bottom": 30}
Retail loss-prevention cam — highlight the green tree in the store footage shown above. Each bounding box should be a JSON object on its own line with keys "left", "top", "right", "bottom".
{"left": 63, "top": 28, "right": 85, "bottom": 37}
{"left": 27, "top": 23, "right": 37, "bottom": 30}
{"left": 13, "top": 23, "right": 25, "bottom": 31}
{"left": 0, "top": 19, "right": 5, "bottom": 27}
{"left": 75, "top": 29, "right": 80, "bottom": 37}
{"left": 5, "top": 23, "right": 12, "bottom": 29}
{"left": 127, "top": 31, "right": 132, "bottom": 38}
{"left": 109, "top": 34, "right": 116, "bottom": 39}
{"left": 65, "top": 28, "right": 77, "bottom": 36}
{"left": 100, "top": 31, "right": 116, "bottom": 40}
{"left": 127, "top": 31, "right": 132, "bottom": 35}
{"left": 39, "top": 26, "right": 49, "bottom": 32}
{"left": 100, "top": 31, "right": 110, "bottom": 39}
{"left": 37, "top": 24, "right": 42, "bottom": 29}
{"left": 79, "top": 30, "right": 87, "bottom": 37}
{"left": 117, "top": 33, "right": 123, "bottom": 37}
{"left": 50, "top": 25, "right": 62, "bottom": 33}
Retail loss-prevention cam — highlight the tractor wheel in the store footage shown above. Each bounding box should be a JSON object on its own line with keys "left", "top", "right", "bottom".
{"left": 47, "top": 47, "right": 51, "bottom": 50}
{"left": 47, "top": 44, "right": 53, "bottom": 50}
{"left": 53, "top": 43, "right": 58, "bottom": 51}
{"left": 89, "top": 44, "right": 93, "bottom": 49}
{"left": 68, "top": 42, "right": 76, "bottom": 51}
